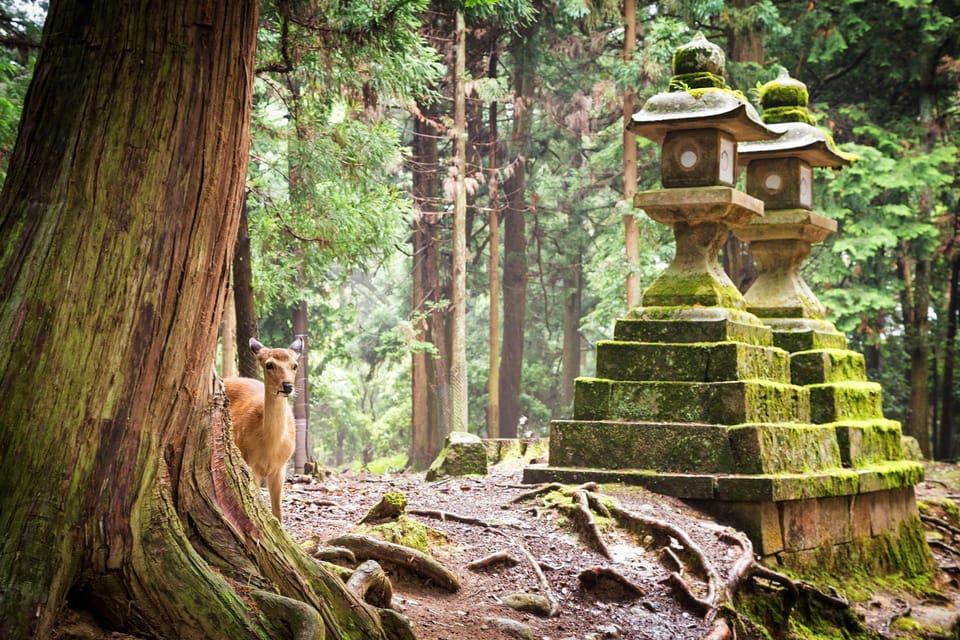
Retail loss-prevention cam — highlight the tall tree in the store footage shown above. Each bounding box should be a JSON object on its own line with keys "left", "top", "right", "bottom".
{"left": 0, "top": 2, "right": 389, "bottom": 637}
{"left": 499, "top": 19, "right": 537, "bottom": 438}
{"left": 450, "top": 7, "right": 469, "bottom": 434}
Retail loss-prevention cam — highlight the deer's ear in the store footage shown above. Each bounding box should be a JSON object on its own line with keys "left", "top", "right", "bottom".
{"left": 249, "top": 338, "right": 265, "bottom": 354}
{"left": 289, "top": 337, "right": 303, "bottom": 354}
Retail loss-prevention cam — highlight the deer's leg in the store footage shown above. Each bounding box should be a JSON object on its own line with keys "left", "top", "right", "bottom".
{"left": 266, "top": 469, "right": 284, "bottom": 522}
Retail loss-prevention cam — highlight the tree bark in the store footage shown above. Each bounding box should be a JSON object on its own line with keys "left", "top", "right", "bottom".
{"left": 293, "top": 300, "right": 310, "bottom": 472}
{"left": 940, "top": 253, "right": 959, "bottom": 458}
{"left": 899, "top": 253, "right": 932, "bottom": 456}
{"left": 487, "top": 82, "right": 501, "bottom": 438}
{"left": 222, "top": 275, "right": 238, "bottom": 378}
{"left": 409, "top": 99, "right": 449, "bottom": 467}
{"left": 622, "top": 0, "right": 641, "bottom": 309}
{"left": 450, "top": 8, "right": 468, "bottom": 434}
{"left": 0, "top": 3, "right": 388, "bottom": 638}
{"left": 560, "top": 245, "right": 583, "bottom": 410}
{"left": 498, "top": 21, "right": 536, "bottom": 438}
{"left": 234, "top": 201, "right": 259, "bottom": 378}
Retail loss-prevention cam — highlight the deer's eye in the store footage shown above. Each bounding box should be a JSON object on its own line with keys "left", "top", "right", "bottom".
{"left": 292, "top": 363, "right": 298, "bottom": 370}
{"left": 265, "top": 362, "right": 274, "bottom": 370}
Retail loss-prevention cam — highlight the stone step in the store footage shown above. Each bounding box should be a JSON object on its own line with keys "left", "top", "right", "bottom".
{"left": 614, "top": 307, "right": 773, "bottom": 347}
{"left": 770, "top": 324, "right": 847, "bottom": 352}
{"left": 829, "top": 419, "right": 905, "bottom": 467}
{"left": 790, "top": 348, "right": 867, "bottom": 385}
{"left": 521, "top": 459, "right": 924, "bottom": 502}
{"left": 549, "top": 419, "right": 842, "bottom": 475}
{"left": 595, "top": 340, "right": 791, "bottom": 383}
{"left": 807, "top": 381, "right": 884, "bottom": 424}
{"left": 573, "top": 378, "right": 810, "bottom": 425}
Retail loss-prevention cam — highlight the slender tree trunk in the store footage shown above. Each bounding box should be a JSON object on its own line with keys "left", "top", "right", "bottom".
{"left": 487, "top": 79, "right": 501, "bottom": 439}
{"left": 622, "top": 0, "right": 641, "bottom": 309}
{"left": 0, "top": 3, "right": 389, "bottom": 638}
{"left": 449, "top": 8, "right": 468, "bottom": 434}
{"left": 498, "top": 22, "right": 536, "bottom": 439}
{"left": 560, "top": 244, "right": 583, "bottom": 409}
{"left": 721, "top": 0, "right": 765, "bottom": 292}
{"left": 222, "top": 272, "right": 238, "bottom": 377}
{"left": 941, "top": 252, "right": 959, "bottom": 459}
{"left": 233, "top": 201, "right": 259, "bottom": 379}
{"left": 899, "top": 253, "right": 932, "bottom": 456}
{"left": 292, "top": 300, "right": 310, "bottom": 472}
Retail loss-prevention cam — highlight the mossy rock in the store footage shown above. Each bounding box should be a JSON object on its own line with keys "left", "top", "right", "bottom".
{"left": 831, "top": 419, "right": 904, "bottom": 467}
{"left": 360, "top": 515, "right": 447, "bottom": 554}
{"left": 671, "top": 31, "right": 725, "bottom": 76}
{"left": 425, "top": 431, "right": 488, "bottom": 481}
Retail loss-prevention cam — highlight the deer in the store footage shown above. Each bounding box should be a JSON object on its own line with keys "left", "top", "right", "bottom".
{"left": 223, "top": 337, "right": 302, "bottom": 523}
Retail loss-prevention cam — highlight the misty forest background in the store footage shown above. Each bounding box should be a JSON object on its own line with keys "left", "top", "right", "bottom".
{"left": 1, "top": 0, "right": 957, "bottom": 469}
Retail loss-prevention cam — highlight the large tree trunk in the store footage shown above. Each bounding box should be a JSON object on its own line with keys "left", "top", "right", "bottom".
{"left": 560, "top": 245, "right": 583, "bottom": 410}
{"left": 487, "top": 79, "right": 501, "bottom": 438}
{"left": 233, "top": 201, "right": 260, "bottom": 378}
{"left": 293, "top": 300, "right": 311, "bottom": 472}
{"left": 0, "top": 3, "right": 389, "bottom": 638}
{"left": 409, "top": 99, "right": 449, "bottom": 467}
{"left": 498, "top": 22, "right": 536, "bottom": 438}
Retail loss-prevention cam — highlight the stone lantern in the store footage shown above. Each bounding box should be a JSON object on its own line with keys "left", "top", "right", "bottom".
{"left": 525, "top": 36, "right": 929, "bottom": 575}
{"left": 627, "top": 32, "right": 779, "bottom": 309}
{"left": 734, "top": 68, "right": 857, "bottom": 351}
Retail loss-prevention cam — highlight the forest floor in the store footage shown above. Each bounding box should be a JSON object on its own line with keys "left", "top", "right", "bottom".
{"left": 280, "top": 458, "right": 960, "bottom": 640}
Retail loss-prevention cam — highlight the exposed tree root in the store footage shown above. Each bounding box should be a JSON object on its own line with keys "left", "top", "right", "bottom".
{"left": 378, "top": 608, "right": 417, "bottom": 640}
{"left": 327, "top": 533, "right": 461, "bottom": 593}
{"left": 308, "top": 545, "right": 357, "bottom": 565}
{"left": 511, "top": 482, "right": 564, "bottom": 504}
{"left": 516, "top": 540, "right": 561, "bottom": 617}
{"left": 607, "top": 503, "right": 722, "bottom": 613}
{"left": 570, "top": 490, "right": 612, "bottom": 559}
{"left": 409, "top": 508, "right": 493, "bottom": 528}
{"left": 921, "top": 514, "right": 960, "bottom": 538}
{"left": 466, "top": 551, "right": 520, "bottom": 571}
{"left": 578, "top": 567, "right": 645, "bottom": 600}
{"left": 346, "top": 560, "right": 394, "bottom": 608}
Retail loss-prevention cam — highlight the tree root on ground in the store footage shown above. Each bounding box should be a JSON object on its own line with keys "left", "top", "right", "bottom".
{"left": 467, "top": 551, "right": 520, "bottom": 571}
{"left": 577, "top": 567, "right": 645, "bottom": 600}
{"left": 516, "top": 540, "right": 561, "bottom": 617}
{"left": 327, "top": 533, "right": 461, "bottom": 593}
{"left": 409, "top": 507, "right": 494, "bottom": 528}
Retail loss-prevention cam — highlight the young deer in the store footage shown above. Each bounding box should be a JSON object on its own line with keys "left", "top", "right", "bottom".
{"left": 224, "top": 337, "right": 302, "bottom": 523}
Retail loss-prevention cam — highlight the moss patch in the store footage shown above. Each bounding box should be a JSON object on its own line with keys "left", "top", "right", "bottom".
{"left": 425, "top": 431, "right": 488, "bottom": 481}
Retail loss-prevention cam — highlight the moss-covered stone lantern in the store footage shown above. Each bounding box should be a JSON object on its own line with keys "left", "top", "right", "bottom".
{"left": 627, "top": 32, "right": 779, "bottom": 309}
{"left": 525, "top": 41, "right": 930, "bottom": 578}
{"left": 735, "top": 68, "right": 857, "bottom": 350}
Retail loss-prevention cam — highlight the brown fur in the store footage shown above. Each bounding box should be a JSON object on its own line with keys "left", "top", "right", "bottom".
{"left": 224, "top": 337, "right": 301, "bottom": 522}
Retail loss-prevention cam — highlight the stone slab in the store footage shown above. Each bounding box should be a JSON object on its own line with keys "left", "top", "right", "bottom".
{"left": 790, "top": 348, "right": 867, "bottom": 385}
{"left": 807, "top": 381, "right": 884, "bottom": 423}
{"left": 596, "top": 340, "right": 791, "bottom": 383}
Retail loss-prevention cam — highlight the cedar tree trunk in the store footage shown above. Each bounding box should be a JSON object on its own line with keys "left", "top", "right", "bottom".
{"left": 233, "top": 201, "right": 260, "bottom": 379}
{"left": 0, "top": 3, "right": 389, "bottom": 638}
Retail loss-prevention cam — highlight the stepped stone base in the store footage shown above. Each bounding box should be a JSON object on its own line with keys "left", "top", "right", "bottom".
{"left": 522, "top": 461, "right": 928, "bottom": 572}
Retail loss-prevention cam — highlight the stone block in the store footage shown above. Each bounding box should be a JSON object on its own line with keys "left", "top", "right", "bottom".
{"left": 781, "top": 498, "right": 820, "bottom": 552}
{"left": 833, "top": 419, "right": 904, "bottom": 467}
{"left": 727, "top": 422, "right": 843, "bottom": 473}
{"left": 790, "top": 348, "right": 867, "bottom": 385}
{"left": 425, "top": 431, "right": 488, "bottom": 481}
{"left": 596, "top": 341, "right": 791, "bottom": 383}
{"left": 614, "top": 307, "right": 773, "bottom": 346}
{"left": 770, "top": 326, "right": 846, "bottom": 353}
{"left": 693, "top": 500, "right": 784, "bottom": 556}
{"left": 715, "top": 469, "right": 859, "bottom": 502}
{"left": 520, "top": 464, "right": 716, "bottom": 499}
{"left": 807, "top": 381, "right": 884, "bottom": 424}
{"left": 852, "top": 494, "right": 872, "bottom": 538}
{"left": 573, "top": 379, "right": 809, "bottom": 425}
{"left": 549, "top": 420, "right": 736, "bottom": 473}
{"left": 856, "top": 461, "right": 924, "bottom": 494}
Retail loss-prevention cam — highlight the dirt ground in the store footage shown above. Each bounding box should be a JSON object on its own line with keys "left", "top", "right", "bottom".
{"left": 281, "top": 459, "right": 960, "bottom": 640}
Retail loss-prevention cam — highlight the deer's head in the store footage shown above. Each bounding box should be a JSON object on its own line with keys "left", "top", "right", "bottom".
{"left": 250, "top": 337, "right": 302, "bottom": 397}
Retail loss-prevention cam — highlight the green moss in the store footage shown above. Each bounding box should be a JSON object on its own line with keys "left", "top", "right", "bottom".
{"left": 668, "top": 71, "right": 726, "bottom": 91}
{"left": 671, "top": 32, "right": 725, "bottom": 76}
{"left": 762, "top": 105, "right": 816, "bottom": 125}
{"left": 360, "top": 515, "right": 448, "bottom": 554}
{"left": 641, "top": 268, "right": 745, "bottom": 308}
{"left": 759, "top": 82, "right": 809, "bottom": 109}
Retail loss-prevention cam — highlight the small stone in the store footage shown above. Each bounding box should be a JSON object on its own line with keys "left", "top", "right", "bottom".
{"left": 501, "top": 593, "right": 553, "bottom": 617}
{"left": 487, "top": 617, "right": 535, "bottom": 640}
{"left": 425, "top": 431, "right": 488, "bottom": 481}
